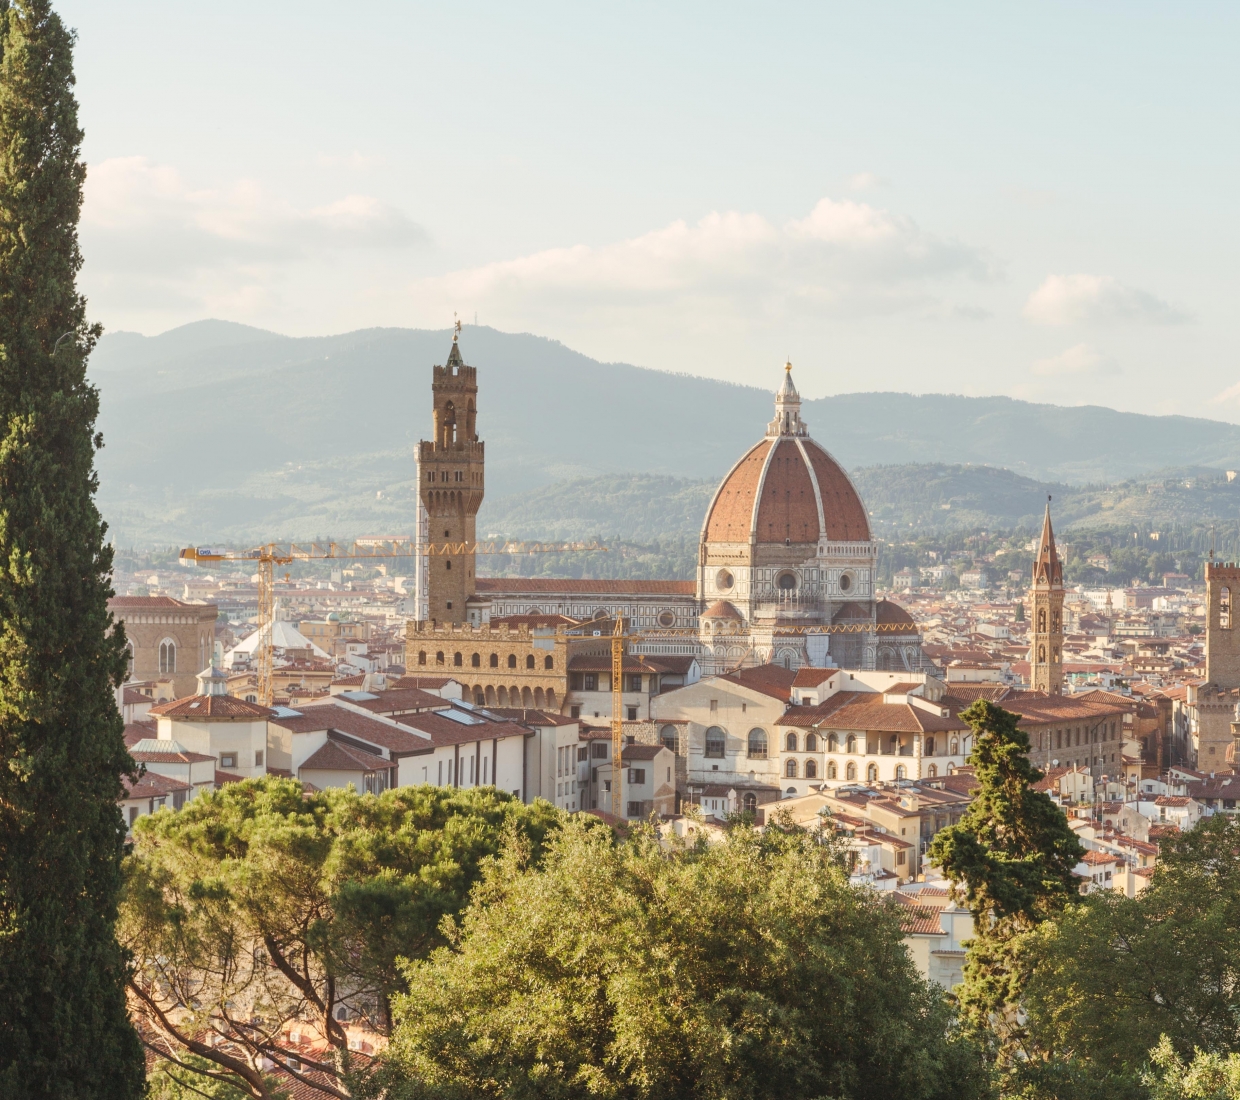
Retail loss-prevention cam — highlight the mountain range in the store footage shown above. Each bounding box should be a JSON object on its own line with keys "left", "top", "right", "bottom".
{"left": 89, "top": 321, "right": 1240, "bottom": 546}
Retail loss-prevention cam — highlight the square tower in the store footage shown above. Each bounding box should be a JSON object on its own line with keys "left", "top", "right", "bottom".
{"left": 417, "top": 333, "right": 484, "bottom": 624}
{"left": 1029, "top": 501, "right": 1064, "bottom": 695}
{"left": 1205, "top": 562, "right": 1240, "bottom": 689}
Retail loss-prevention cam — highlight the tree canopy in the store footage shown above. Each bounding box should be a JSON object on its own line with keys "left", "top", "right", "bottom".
{"left": 123, "top": 777, "right": 561, "bottom": 1100}
{"left": 375, "top": 815, "right": 988, "bottom": 1100}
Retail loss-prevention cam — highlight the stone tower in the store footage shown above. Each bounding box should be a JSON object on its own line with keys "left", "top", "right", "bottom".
{"left": 1205, "top": 561, "right": 1240, "bottom": 688}
{"left": 417, "top": 330, "right": 484, "bottom": 624}
{"left": 1029, "top": 499, "right": 1064, "bottom": 695}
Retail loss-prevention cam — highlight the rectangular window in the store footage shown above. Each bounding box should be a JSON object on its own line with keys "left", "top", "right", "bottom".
{"left": 438, "top": 760, "right": 443, "bottom": 785}
{"left": 627, "top": 675, "right": 643, "bottom": 692}
{"left": 128, "top": 806, "right": 139, "bottom": 827}
{"left": 709, "top": 699, "right": 718, "bottom": 712}
{"left": 172, "top": 789, "right": 186, "bottom": 811}
{"left": 220, "top": 753, "right": 237, "bottom": 770}
{"left": 627, "top": 801, "right": 643, "bottom": 817}
{"left": 1222, "top": 586, "right": 1232, "bottom": 630}
{"left": 571, "top": 705, "right": 581, "bottom": 719}
{"left": 896, "top": 850, "right": 907, "bottom": 866}
{"left": 577, "top": 747, "right": 588, "bottom": 761}
{"left": 584, "top": 674, "right": 598, "bottom": 692}
{"left": 483, "top": 757, "right": 488, "bottom": 784}
{"left": 627, "top": 706, "right": 638, "bottom": 721}
{"left": 591, "top": 742, "right": 608, "bottom": 758}
{"left": 255, "top": 750, "right": 264, "bottom": 767}
{"left": 628, "top": 768, "right": 646, "bottom": 785}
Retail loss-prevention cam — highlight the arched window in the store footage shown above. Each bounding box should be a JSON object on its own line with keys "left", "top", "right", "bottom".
{"left": 454, "top": 652, "right": 463, "bottom": 667}
{"left": 828, "top": 733, "right": 838, "bottom": 752}
{"left": 743, "top": 792, "right": 757, "bottom": 812}
{"left": 827, "top": 760, "right": 837, "bottom": 780}
{"left": 785, "top": 732, "right": 798, "bottom": 752}
{"left": 489, "top": 653, "right": 498, "bottom": 668}
{"left": 526, "top": 654, "right": 535, "bottom": 669}
{"left": 436, "top": 651, "right": 445, "bottom": 665}
{"left": 544, "top": 655, "right": 554, "bottom": 670}
{"left": 471, "top": 652, "right": 480, "bottom": 667}
{"left": 925, "top": 736, "right": 935, "bottom": 756}
{"left": 846, "top": 734, "right": 856, "bottom": 754}
{"left": 1038, "top": 645, "right": 1046, "bottom": 663}
{"left": 705, "top": 726, "right": 726, "bottom": 758}
{"left": 660, "top": 725, "right": 678, "bottom": 752}
{"left": 846, "top": 761, "right": 857, "bottom": 780}
{"left": 507, "top": 654, "right": 517, "bottom": 669}
{"left": 747, "top": 729, "right": 768, "bottom": 758}
{"left": 896, "top": 764, "right": 907, "bottom": 780}
{"left": 866, "top": 763, "right": 878, "bottom": 783}
{"left": 785, "top": 758, "right": 798, "bottom": 778}
{"left": 1038, "top": 608, "right": 1046, "bottom": 633}
{"left": 949, "top": 738, "right": 959, "bottom": 755}
{"left": 805, "top": 759, "right": 818, "bottom": 779}
{"left": 927, "top": 763, "right": 938, "bottom": 777}
{"left": 159, "top": 640, "right": 176, "bottom": 674}
{"left": 805, "top": 732, "right": 817, "bottom": 752}
{"left": 418, "top": 650, "right": 427, "bottom": 666}
{"left": 1223, "top": 587, "right": 1232, "bottom": 630}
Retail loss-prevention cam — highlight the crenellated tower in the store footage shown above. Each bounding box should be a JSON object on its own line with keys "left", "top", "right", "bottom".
{"left": 417, "top": 327, "right": 484, "bottom": 624}
{"left": 1029, "top": 498, "right": 1064, "bottom": 695}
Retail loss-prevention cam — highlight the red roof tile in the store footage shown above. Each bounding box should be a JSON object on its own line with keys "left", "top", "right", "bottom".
{"left": 150, "top": 694, "right": 272, "bottom": 720}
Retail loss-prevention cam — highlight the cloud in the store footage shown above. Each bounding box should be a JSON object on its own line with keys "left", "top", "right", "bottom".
{"left": 1213, "top": 380, "right": 1240, "bottom": 406}
{"left": 1030, "top": 343, "right": 1118, "bottom": 377}
{"left": 847, "top": 172, "right": 885, "bottom": 192}
{"left": 408, "top": 196, "right": 995, "bottom": 331}
{"left": 1023, "top": 273, "right": 1188, "bottom": 326}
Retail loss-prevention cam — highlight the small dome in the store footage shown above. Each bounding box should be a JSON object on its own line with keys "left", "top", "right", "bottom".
{"left": 832, "top": 602, "right": 871, "bottom": 623}
{"left": 326, "top": 612, "right": 341, "bottom": 622}
{"left": 875, "top": 599, "right": 917, "bottom": 628}
{"left": 703, "top": 600, "right": 742, "bottom": 620}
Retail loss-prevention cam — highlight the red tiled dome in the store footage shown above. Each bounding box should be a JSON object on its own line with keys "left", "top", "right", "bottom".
{"left": 703, "top": 436, "right": 870, "bottom": 545}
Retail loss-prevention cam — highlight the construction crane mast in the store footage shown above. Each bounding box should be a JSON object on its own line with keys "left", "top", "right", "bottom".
{"left": 180, "top": 539, "right": 605, "bottom": 706}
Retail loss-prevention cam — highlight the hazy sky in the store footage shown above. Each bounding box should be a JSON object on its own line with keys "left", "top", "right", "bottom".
{"left": 58, "top": 1, "right": 1239, "bottom": 419}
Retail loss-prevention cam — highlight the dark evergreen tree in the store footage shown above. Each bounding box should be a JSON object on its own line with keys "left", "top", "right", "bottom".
{"left": 0, "top": 1, "right": 144, "bottom": 1095}
{"left": 928, "top": 699, "right": 1084, "bottom": 1062}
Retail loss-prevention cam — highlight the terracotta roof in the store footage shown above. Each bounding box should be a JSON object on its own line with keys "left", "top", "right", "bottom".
{"left": 149, "top": 694, "right": 273, "bottom": 720}
{"left": 792, "top": 668, "right": 840, "bottom": 688}
{"left": 122, "top": 772, "right": 191, "bottom": 800}
{"left": 300, "top": 738, "right": 390, "bottom": 774}
{"left": 108, "top": 595, "right": 200, "bottom": 609}
{"left": 941, "top": 685, "right": 1012, "bottom": 706}
{"left": 782, "top": 695, "right": 968, "bottom": 734}
{"left": 898, "top": 906, "right": 946, "bottom": 936}
{"left": 335, "top": 687, "right": 445, "bottom": 716}
{"left": 832, "top": 601, "right": 871, "bottom": 622}
{"left": 621, "top": 744, "right": 664, "bottom": 761}
{"left": 999, "top": 690, "right": 1129, "bottom": 725}
{"left": 392, "top": 675, "right": 458, "bottom": 690}
{"left": 272, "top": 702, "right": 430, "bottom": 755}
{"left": 487, "top": 707, "right": 580, "bottom": 726}
{"left": 702, "top": 435, "right": 871, "bottom": 545}
{"left": 1080, "top": 850, "right": 1121, "bottom": 865}
{"left": 1153, "top": 795, "right": 1192, "bottom": 806}
{"left": 702, "top": 600, "right": 742, "bottom": 620}
{"left": 474, "top": 578, "right": 695, "bottom": 596}
{"left": 718, "top": 663, "right": 798, "bottom": 701}
{"left": 122, "top": 687, "right": 150, "bottom": 705}
{"left": 123, "top": 721, "right": 156, "bottom": 746}
{"left": 395, "top": 711, "right": 532, "bottom": 749}
{"left": 875, "top": 599, "right": 917, "bottom": 628}
{"left": 214, "top": 770, "right": 245, "bottom": 786}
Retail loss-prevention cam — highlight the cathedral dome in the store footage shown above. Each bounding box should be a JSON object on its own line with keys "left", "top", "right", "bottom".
{"left": 701, "top": 364, "right": 870, "bottom": 546}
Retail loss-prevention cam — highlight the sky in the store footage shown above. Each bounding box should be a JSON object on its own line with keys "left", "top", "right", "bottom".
{"left": 58, "top": 1, "right": 1240, "bottom": 419}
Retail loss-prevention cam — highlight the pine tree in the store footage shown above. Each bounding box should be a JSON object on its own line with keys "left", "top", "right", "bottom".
{"left": 0, "top": 2, "right": 144, "bottom": 1095}
{"left": 928, "top": 699, "right": 1084, "bottom": 1060}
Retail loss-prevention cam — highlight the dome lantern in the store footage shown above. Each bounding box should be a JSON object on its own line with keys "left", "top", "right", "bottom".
{"left": 767, "top": 360, "right": 807, "bottom": 438}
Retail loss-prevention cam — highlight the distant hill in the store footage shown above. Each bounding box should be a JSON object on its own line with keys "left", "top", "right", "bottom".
{"left": 89, "top": 321, "right": 1240, "bottom": 545}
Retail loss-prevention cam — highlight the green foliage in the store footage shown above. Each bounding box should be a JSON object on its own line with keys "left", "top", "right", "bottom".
{"left": 928, "top": 701, "right": 1084, "bottom": 1055}
{"left": 0, "top": 1, "right": 144, "bottom": 1095}
{"left": 375, "top": 817, "right": 989, "bottom": 1100}
{"left": 123, "top": 778, "right": 561, "bottom": 1098}
{"left": 1016, "top": 814, "right": 1240, "bottom": 1096}
{"left": 1144, "top": 1038, "right": 1240, "bottom": 1100}
{"left": 147, "top": 1053, "right": 284, "bottom": 1100}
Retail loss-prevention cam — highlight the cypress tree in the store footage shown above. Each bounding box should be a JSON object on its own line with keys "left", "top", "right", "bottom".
{"left": 0, "top": 1, "right": 144, "bottom": 1095}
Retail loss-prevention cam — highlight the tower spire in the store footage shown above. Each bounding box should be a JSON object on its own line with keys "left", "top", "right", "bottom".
{"left": 1030, "top": 495, "right": 1064, "bottom": 694}
{"left": 767, "top": 359, "right": 808, "bottom": 438}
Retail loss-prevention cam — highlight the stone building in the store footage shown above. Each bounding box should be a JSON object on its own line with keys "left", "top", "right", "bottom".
{"left": 109, "top": 595, "right": 218, "bottom": 700}
{"left": 1193, "top": 560, "right": 1240, "bottom": 765}
{"left": 1029, "top": 501, "right": 1065, "bottom": 694}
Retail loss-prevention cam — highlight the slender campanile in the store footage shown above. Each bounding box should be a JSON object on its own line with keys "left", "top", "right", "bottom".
{"left": 417, "top": 325, "right": 484, "bottom": 624}
{"left": 1029, "top": 498, "right": 1065, "bottom": 695}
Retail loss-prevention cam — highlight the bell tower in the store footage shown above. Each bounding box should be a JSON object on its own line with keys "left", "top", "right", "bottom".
{"left": 1029, "top": 498, "right": 1064, "bottom": 695}
{"left": 417, "top": 323, "right": 484, "bottom": 624}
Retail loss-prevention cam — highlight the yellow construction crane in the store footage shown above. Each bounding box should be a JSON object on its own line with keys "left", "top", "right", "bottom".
{"left": 180, "top": 539, "right": 606, "bottom": 706}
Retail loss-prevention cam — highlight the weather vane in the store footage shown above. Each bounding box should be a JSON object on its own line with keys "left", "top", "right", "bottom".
{"left": 453, "top": 313, "right": 461, "bottom": 342}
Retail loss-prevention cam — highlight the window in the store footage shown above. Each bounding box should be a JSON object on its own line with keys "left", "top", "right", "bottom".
{"left": 445, "top": 560, "right": 451, "bottom": 571}
{"left": 418, "top": 650, "right": 426, "bottom": 666}
{"left": 866, "top": 763, "right": 878, "bottom": 782}
{"left": 507, "top": 654, "right": 517, "bottom": 669}
{"left": 896, "top": 850, "right": 906, "bottom": 867}
{"left": 591, "top": 742, "right": 608, "bottom": 758}
{"left": 949, "top": 738, "right": 959, "bottom": 755}
{"left": 839, "top": 572, "right": 852, "bottom": 592}
{"left": 571, "top": 705, "right": 581, "bottom": 719}
{"left": 827, "top": 761, "right": 837, "bottom": 780}
{"left": 925, "top": 736, "right": 935, "bottom": 756}
{"left": 436, "top": 651, "right": 445, "bottom": 665}
{"left": 584, "top": 673, "right": 598, "bottom": 691}
{"left": 785, "top": 759, "right": 798, "bottom": 778}
{"left": 805, "top": 732, "right": 817, "bottom": 752}
{"left": 928, "top": 763, "right": 938, "bottom": 777}
{"left": 805, "top": 759, "right": 818, "bottom": 779}
{"left": 128, "top": 806, "right": 139, "bottom": 827}
{"left": 777, "top": 572, "right": 797, "bottom": 591}
{"left": 895, "top": 764, "right": 906, "bottom": 780}
{"left": 785, "top": 732, "right": 798, "bottom": 752}
{"left": 1223, "top": 586, "right": 1232, "bottom": 630}
{"left": 255, "top": 751, "right": 264, "bottom": 767}
{"left": 747, "top": 728, "right": 767, "bottom": 758}
{"left": 627, "top": 801, "right": 643, "bottom": 818}
{"left": 220, "top": 753, "right": 237, "bottom": 769}
{"left": 704, "top": 726, "right": 726, "bottom": 758}
{"left": 846, "top": 734, "right": 856, "bottom": 754}
{"left": 627, "top": 706, "right": 638, "bottom": 721}
{"left": 628, "top": 768, "right": 646, "bottom": 785}
{"left": 454, "top": 652, "right": 463, "bottom": 666}
{"left": 846, "top": 762, "right": 857, "bottom": 780}
{"left": 489, "top": 653, "right": 498, "bottom": 667}
{"left": 172, "top": 789, "right": 186, "bottom": 810}
{"left": 526, "top": 654, "right": 536, "bottom": 669}
{"left": 578, "top": 747, "right": 588, "bottom": 762}
{"left": 828, "top": 733, "right": 838, "bottom": 751}
{"left": 661, "top": 725, "right": 678, "bottom": 752}
{"left": 545, "top": 655, "right": 554, "bottom": 670}
{"left": 627, "top": 674, "right": 642, "bottom": 692}
{"left": 159, "top": 640, "right": 176, "bottom": 674}
{"left": 743, "top": 792, "right": 757, "bottom": 812}
{"left": 471, "top": 653, "right": 480, "bottom": 667}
